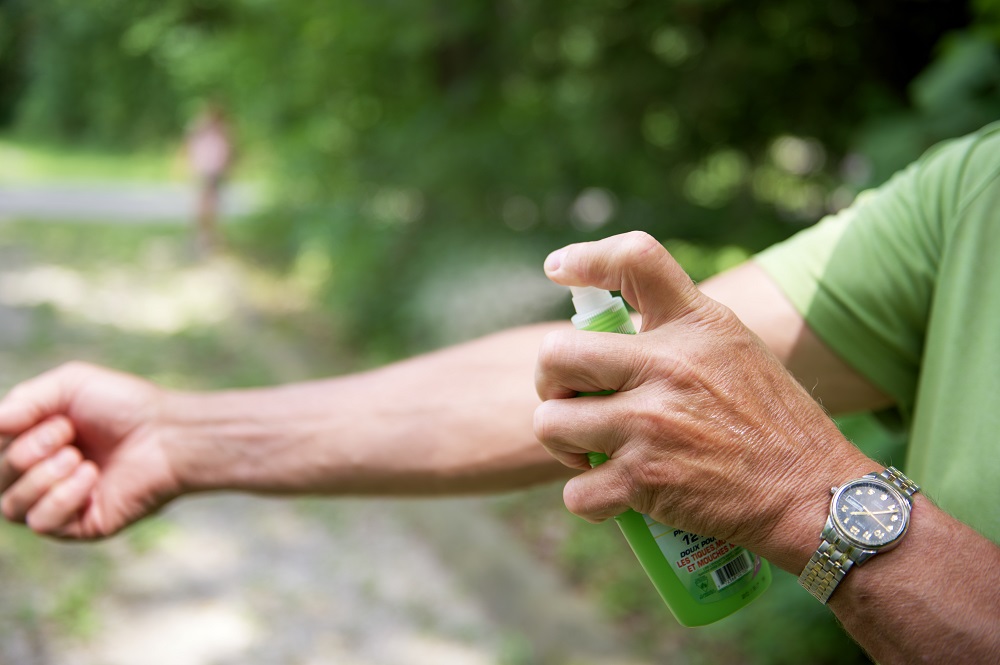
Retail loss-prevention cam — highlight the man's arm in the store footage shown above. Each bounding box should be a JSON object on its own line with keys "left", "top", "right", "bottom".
{"left": 167, "top": 322, "right": 575, "bottom": 497}
{"left": 535, "top": 232, "right": 1000, "bottom": 664}
{"left": 700, "top": 261, "right": 894, "bottom": 415}
{"left": 831, "top": 495, "right": 1000, "bottom": 665}
{"left": 0, "top": 322, "right": 575, "bottom": 539}
{"left": 0, "top": 251, "right": 894, "bottom": 539}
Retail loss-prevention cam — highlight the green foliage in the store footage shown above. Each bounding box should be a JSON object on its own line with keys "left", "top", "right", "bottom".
{"left": 4, "top": 0, "right": 999, "bottom": 353}
{"left": 2, "top": 0, "right": 183, "bottom": 146}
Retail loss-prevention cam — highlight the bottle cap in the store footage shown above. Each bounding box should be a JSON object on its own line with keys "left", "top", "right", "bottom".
{"left": 570, "top": 286, "right": 613, "bottom": 317}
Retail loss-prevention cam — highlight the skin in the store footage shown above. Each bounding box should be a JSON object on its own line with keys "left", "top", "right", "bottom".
{"left": 1, "top": 230, "right": 997, "bottom": 662}
{"left": 534, "top": 232, "right": 1000, "bottom": 665}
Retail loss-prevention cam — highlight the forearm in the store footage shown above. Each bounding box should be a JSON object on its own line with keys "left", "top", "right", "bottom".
{"left": 830, "top": 496, "right": 1000, "bottom": 664}
{"left": 764, "top": 440, "right": 1000, "bottom": 664}
{"left": 164, "top": 322, "right": 575, "bottom": 496}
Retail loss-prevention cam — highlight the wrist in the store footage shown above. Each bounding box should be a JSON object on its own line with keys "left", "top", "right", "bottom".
{"left": 160, "top": 381, "right": 360, "bottom": 495}
{"left": 756, "top": 422, "right": 880, "bottom": 574}
{"left": 159, "top": 387, "right": 292, "bottom": 494}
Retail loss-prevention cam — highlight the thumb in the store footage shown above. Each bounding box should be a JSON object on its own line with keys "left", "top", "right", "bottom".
{"left": 544, "top": 231, "right": 700, "bottom": 329}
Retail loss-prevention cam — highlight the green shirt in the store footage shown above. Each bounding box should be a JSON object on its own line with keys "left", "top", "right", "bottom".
{"left": 755, "top": 122, "right": 1000, "bottom": 543}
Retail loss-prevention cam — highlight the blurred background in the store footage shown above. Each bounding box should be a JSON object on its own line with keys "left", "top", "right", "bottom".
{"left": 0, "top": 1, "right": 998, "bottom": 664}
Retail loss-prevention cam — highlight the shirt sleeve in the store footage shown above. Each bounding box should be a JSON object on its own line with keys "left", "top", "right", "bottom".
{"left": 751, "top": 133, "right": 981, "bottom": 413}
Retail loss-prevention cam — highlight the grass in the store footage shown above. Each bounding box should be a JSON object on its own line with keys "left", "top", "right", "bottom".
{"left": 0, "top": 136, "right": 181, "bottom": 183}
{"left": 0, "top": 517, "right": 110, "bottom": 639}
{"left": 0, "top": 134, "right": 268, "bottom": 184}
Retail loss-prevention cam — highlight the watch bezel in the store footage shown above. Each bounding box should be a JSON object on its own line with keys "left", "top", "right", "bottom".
{"left": 829, "top": 478, "right": 911, "bottom": 551}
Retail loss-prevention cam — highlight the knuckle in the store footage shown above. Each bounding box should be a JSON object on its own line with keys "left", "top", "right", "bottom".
{"left": 536, "top": 331, "right": 570, "bottom": 372}
{"left": 4, "top": 445, "right": 31, "bottom": 475}
{"left": 536, "top": 332, "right": 580, "bottom": 399}
{"left": 562, "top": 479, "right": 590, "bottom": 517}
{"left": 649, "top": 350, "right": 697, "bottom": 390}
{"left": 28, "top": 429, "right": 57, "bottom": 461}
{"left": 67, "top": 445, "right": 83, "bottom": 464}
{"left": 622, "top": 396, "right": 667, "bottom": 439}
{"left": 531, "top": 404, "right": 547, "bottom": 441}
{"left": 24, "top": 512, "right": 51, "bottom": 534}
{"left": 58, "top": 360, "right": 94, "bottom": 376}
{"left": 532, "top": 402, "right": 559, "bottom": 444}
{"left": 4, "top": 380, "right": 30, "bottom": 402}
{"left": 615, "top": 460, "right": 648, "bottom": 505}
{"left": 44, "top": 415, "right": 74, "bottom": 444}
{"left": 45, "top": 489, "right": 73, "bottom": 516}
{"left": 0, "top": 494, "right": 18, "bottom": 522}
{"left": 620, "top": 231, "right": 662, "bottom": 260}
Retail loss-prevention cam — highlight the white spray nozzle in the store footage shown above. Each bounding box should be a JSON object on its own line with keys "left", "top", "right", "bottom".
{"left": 570, "top": 286, "right": 613, "bottom": 316}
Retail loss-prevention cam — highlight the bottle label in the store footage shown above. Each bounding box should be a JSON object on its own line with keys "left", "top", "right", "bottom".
{"left": 643, "top": 516, "right": 761, "bottom": 604}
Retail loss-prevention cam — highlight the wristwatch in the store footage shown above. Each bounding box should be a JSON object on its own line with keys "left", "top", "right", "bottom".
{"left": 798, "top": 466, "right": 920, "bottom": 603}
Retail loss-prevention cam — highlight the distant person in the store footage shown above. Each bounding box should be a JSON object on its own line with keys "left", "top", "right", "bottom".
{"left": 185, "top": 102, "right": 234, "bottom": 255}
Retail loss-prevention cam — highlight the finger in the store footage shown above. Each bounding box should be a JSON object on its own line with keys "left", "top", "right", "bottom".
{"left": 562, "top": 461, "right": 637, "bottom": 523}
{"left": 1, "top": 446, "right": 82, "bottom": 523}
{"left": 0, "top": 416, "right": 76, "bottom": 491}
{"left": 535, "top": 330, "right": 643, "bottom": 401}
{"left": 533, "top": 395, "right": 632, "bottom": 470}
{"left": 544, "top": 231, "right": 701, "bottom": 329}
{"left": 0, "top": 366, "right": 76, "bottom": 439}
{"left": 26, "top": 461, "right": 99, "bottom": 536}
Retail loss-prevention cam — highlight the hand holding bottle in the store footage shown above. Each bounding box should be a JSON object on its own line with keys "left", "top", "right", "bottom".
{"left": 534, "top": 231, "right": 872, "bottom": 572}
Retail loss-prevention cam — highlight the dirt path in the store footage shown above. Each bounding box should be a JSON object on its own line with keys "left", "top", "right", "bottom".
{"left": 36, "top": 495, "right": 645, "bottom": 665}
{"left": 0, "top": 234, "right": 654, "bottom": 665}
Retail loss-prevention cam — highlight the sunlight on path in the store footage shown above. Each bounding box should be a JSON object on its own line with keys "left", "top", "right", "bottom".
{"left": 45, "top": 495, "right": 637, "bottom": 665}
{"left": 0, "top": 262, "right": 238, "bottom": 333}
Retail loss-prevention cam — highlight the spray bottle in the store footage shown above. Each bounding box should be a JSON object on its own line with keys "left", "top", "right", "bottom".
{"left": 569, "top": 286, "right": 771, "bottom": 626}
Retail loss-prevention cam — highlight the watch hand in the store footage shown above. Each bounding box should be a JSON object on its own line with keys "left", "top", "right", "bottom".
{"left": 858, "top": 507, "right": 890, "bottom": 531}
{"left": 849, "top": 510, "right": 898, "bottom": 516}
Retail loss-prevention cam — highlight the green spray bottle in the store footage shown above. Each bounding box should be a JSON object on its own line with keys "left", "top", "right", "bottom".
{"left": 569, "top": 285, "right": 771, "bottom": 627}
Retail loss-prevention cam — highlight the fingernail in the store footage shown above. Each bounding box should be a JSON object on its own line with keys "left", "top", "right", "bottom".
{"left": 544, "top": 248, "right": 567, "bottom": 274}
{"left": 50, "top": 448, "right": 77, "bottom": 474}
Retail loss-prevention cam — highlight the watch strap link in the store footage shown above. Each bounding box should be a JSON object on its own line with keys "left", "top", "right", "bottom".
{"left": 879, "top": 466, "right": 920, "bottom": 499}
{"left": 797, "top": 535, "right": 856, "bottom": 604}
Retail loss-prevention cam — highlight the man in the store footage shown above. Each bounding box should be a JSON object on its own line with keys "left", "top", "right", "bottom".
{"left": 2, "top": 124, "right": 999, "bottom": 663}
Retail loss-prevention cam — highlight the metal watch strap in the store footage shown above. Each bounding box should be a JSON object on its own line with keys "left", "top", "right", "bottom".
{"left": 798, "top": 466, "right": 919, "bottom": 604}
{"left": 798, "top": 536, "right": 855, "bottom": 603}
{"left": 879, "top": 466, "right": 921, "bottom": 499}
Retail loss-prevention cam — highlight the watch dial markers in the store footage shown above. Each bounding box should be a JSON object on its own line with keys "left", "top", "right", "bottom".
{"left": 833, "top": 480, "right": 909, "bottom": 548}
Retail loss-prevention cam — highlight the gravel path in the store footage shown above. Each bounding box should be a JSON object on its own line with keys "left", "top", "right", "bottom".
{"left": 0, "top": 182, "right": 259, "bottom": 223}
{"left": 32, "top": 496, "right": 646, "bottom": 665}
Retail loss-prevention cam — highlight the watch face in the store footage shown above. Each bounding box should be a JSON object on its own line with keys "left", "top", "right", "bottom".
{"left": 831, "top": 479, "right": 910, "bottom": 549}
